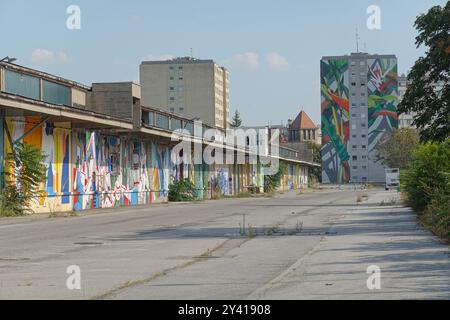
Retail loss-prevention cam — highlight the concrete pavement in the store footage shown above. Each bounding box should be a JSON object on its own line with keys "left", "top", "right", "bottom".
{"left": 0, "top": 188, "right": 448, "bottom": 300}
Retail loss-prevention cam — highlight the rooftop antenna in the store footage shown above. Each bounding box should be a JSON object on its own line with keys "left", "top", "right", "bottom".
{"left": 355, "top": 27, "right": 360, "bottom": 53}
{"left": 190, "top": 48, "right": 193, "bottom": 58}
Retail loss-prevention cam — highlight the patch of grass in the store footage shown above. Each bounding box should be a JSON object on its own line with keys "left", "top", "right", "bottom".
{"left": 247, "top": 225, "right": 255, "bottom": 239}
{"left": 420, "top": 191, "right": 450, "bottom": 241}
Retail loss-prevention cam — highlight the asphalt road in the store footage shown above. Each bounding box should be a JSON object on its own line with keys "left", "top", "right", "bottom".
{"left": 0, "top": 188, "right": 449, "bottom": 300}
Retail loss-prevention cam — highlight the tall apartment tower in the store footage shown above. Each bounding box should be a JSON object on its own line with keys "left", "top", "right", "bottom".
{"left": 140, "top": 57, "right": 230, "bottom": 129}
{"left": 321, "top": 52, "right": 399, "bottom": 184}
{"left": 398, "top": 74, "right": 416, "bottom": 129}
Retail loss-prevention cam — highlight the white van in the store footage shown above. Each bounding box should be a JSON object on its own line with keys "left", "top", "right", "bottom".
{"left": 385, "top": 168, "right": 400, "bottom": 191}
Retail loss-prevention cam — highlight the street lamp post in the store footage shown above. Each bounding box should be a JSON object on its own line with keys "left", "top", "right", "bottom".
{"left": 0, "top": 56, "right": 17, "bottom": 63}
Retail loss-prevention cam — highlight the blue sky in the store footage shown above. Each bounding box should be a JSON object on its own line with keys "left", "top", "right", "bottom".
{"left": 0, "top": 0, "right": 446, "bottom": 125}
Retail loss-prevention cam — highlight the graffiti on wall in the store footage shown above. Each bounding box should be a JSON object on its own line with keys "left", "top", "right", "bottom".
{"left": 72, "top": 132, "right": 153, "bottom": 211}
{"left": 367, "top": 58, "right": 399, "bottom": 154}
{"left": 150, "top": 143, "right": 169, "bottom": 202}
{"left": 4, "top": 117, "right": 71, "bottom": 211}
{"left": 321, "top": 59, "right": 350, "bottom": 184}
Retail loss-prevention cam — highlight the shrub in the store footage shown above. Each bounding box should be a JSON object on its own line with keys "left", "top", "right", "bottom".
{"left": 168, "top": 179, "right": 196, "bottom": 202}
{"left": 264, "top": 161, "right": 287, "bottom": 193}
{"left": 401, "top": 140, "right": 449, "bottom": 212}
{"left": 402, "top": 139, "right": 449, "bottom": 240}
{"left": 1, "top": 143, "right": 47, "bottom": 216}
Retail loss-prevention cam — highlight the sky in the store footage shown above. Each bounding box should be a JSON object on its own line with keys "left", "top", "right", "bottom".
{"left": 0, "top": 0, "right": 447, "bottom": 126}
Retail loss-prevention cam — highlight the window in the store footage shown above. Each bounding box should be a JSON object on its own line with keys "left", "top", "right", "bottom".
{"left": 362, "top": 134, "right": 367, "bottom": 138}
{"left": 178, "top": 66, "right": 183, "bottom": 70}
{"left": 170, "top": 97, "right": 175, "bottom": 101}
{"left": 362, "top": 145, "right": 367, "bottom": 149}
{"left": 352, "top": 145, "right": 357, "bottom": 149}
{"left": 155, "top": 114, "right": 169, "bottom": 129}
{"left": 351, "top": 82, "right": 356, "bottom": 86}
{"left": 4, "top": 70, "right": 40, "bottom": 100}
{"left": 42, "top": 80, "right": 71, "bottom": 106}
{"left": 352, "top": 166, "right": 358, "bottom": 170}
{"left": 170, "top": 76, "right": 174, "bottom": 81}
{"left": 169, "top": 66, "right": 174, "bottom": 70}
{"left": 352, "top": 156, "right": 358, "bottom": 161}
{"left": 169, "top": 86, "right": 175, "bottom": 91}
{"left": 361, "top": 92, "right": 366, "bottom": 97}
{"left": 169, "top": 108, "right": 175, "bottom": 113}
{"left": 171, "top": 118, "right": 182, "bottom": 130}
{"left": 179, "top": 77, "right": 183, "bottom": 81}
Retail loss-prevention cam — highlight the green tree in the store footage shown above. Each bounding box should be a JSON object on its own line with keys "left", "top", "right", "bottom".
{"left": 230, "top": 110, "right": 242, "bottom": 128}
{"left": 307, "top": 141, "right": 322, "bottom": 182}
{"left": 375, "top": 128, "right": 420, "bottom": 170}
{"left": 1, "top": 143, "right": 47, "bottom": 216}
{"left": 397, "top": 1, "right": 450, "bottom": 142}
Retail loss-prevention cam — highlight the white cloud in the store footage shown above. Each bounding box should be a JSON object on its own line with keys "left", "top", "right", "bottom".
{"left": 31, "top": 49, "right": 69, "bottom": 66}
{"left": 228, "top": 52, "right": 260, "bottom": 70}
{"left": 142, "top": 54, "right": 175, "bottom": 62}
{"left": 266, "top": 52, "right": 290, "bottom": 71}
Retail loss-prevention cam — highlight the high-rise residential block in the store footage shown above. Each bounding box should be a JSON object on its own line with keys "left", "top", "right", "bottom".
{"left": 321, "top": 52, "right": 399, "bottom": 184}
{"left": 140, "top": 57, "right": 230, "bottom": 129}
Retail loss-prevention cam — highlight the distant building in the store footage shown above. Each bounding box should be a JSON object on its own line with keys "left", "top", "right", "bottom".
{"left": 88, "top": 82, "right": 142, "bottom": 128}
{"left": 398, "top": 74, "right": 416, "bottom": 129}
{"left": 140, "top": 57, "right": 230, "bottom": 129}
{"left": 287, "top": 110, "right": 318, "bottom": 143}
{"left": 321, "top": 52, "right": 399, "bottom": 184}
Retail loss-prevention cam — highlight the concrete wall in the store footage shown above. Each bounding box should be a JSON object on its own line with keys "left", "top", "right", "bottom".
{"left": 88, "top": 83, "right": 137, "bottom": 122}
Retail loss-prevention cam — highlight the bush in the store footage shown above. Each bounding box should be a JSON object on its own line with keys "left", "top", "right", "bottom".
{"left": 168, "top": 179, "right": 196, "bottom": 202}
{"left": 401, "top": 140, "right": 449, "bottom": 212}
{"left": 264, "top": 162, "right": 287, "bottom": 193}
{"left": 1, "top": 143, "right": 47, "bottom": 217}
{"left": 421, "top": 184, "right": 450, "bottom": 240}
{"left": 402, "top": 140, "right": 450, "bottom": 240}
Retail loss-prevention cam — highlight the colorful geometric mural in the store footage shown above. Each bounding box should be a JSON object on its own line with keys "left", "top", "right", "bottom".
{"left": 321, "top": 59, "right": 350, "bottom": 184}
{"left": 367, "top": 58, "right": 399, "bottom": 153}
{"left": 150, "top": 143, "right": 169, "bottom": 202}
{"left": 4, "top": 116, "right": 72, "bottom": 211}
{"left": 2, "top": 117, "right": 311, "bottom": 213}
{"left": 72, "top": 131, "right": 154, "bottom": 211}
